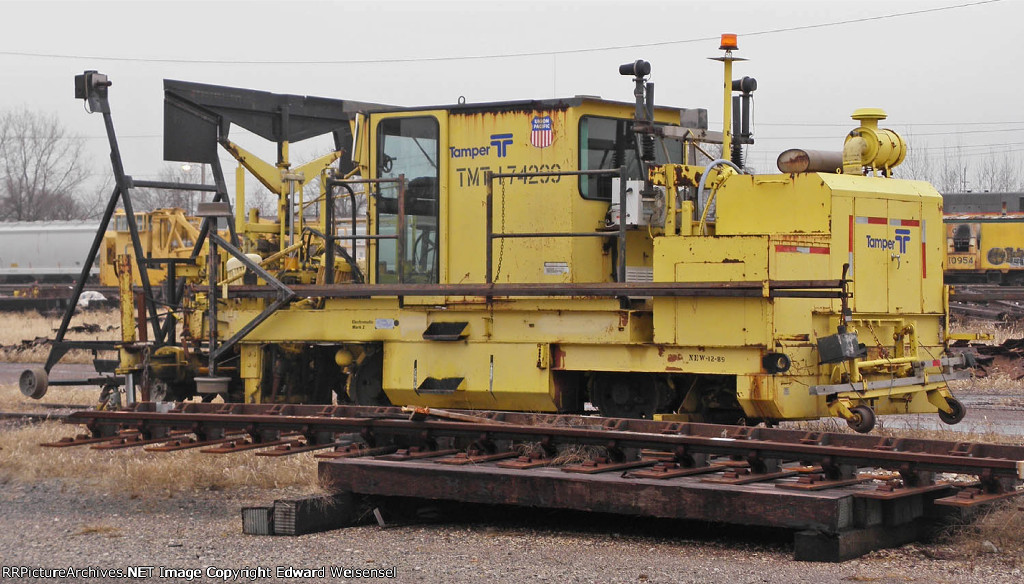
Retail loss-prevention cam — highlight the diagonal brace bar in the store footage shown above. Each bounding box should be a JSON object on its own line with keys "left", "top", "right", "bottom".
{"left": 207, "top": 233, "right": 295, "bottom": 361}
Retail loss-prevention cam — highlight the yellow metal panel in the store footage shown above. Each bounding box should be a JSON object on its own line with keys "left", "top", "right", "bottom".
{"left": 654, "top": 235, "right": 768, "bottom": 282}
{"left": 441, "top": 100, "right": 668, "bottom": 286}
{"left": 887, "top": 199, "right": 922, "bottom": 313}
{"left": 769, "top": 236, "right": 831, "bottom": 281}
{"left": 715, "top": 174, "right": 831, "bottom": 235}
{"left": 771, "top": 297, "right": 819, "bottom": 340}
{"left": 652, "top": 236, "right": 768, "bottom": 346}
{"left": 849, "top": 196, "right": 889, "bottom": 313}
{"left": 240, "top": 344, "right": 262, "bottom": 403}
{"left": 652, "top": 297, "right": 676, "bottom": 345}
{"left": 383, "top": 342, "right": 558, "bottom": 411}
{"left": 445, "top": 107, "right": 606, "bottom": 284}
{"left": 672, "top": 297, "right": 770, "bottom": 347}
{"left": 736, "top": 374, "right": 825, "bottom": 420}
{"left": 828, "top": 174, "right": 943, "bottom": 315}
{"left": 921, "top": 204, "right": 945, "bottom": 313}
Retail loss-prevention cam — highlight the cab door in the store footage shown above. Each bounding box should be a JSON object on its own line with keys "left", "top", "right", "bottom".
{"left": 887, "top": 200, "right": 923, "bottom": 313}
{"left": 369, "top": 112, "right": 448, "bottom": 284}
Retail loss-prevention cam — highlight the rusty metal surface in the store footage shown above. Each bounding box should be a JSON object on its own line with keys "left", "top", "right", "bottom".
{"left": 933, "top": 487, "right": 1021, "bottom": 507}
{"left": 776, "top": 474, "right": 870, "bottom": 491}
{"left": 776, "top": 149, "right": 843, "bottom": 174}
{"left": 255, "top": 439, "right": 348, "bottom": 457}
{"left": 145, "top": 433, "right": 248, "bottom": 452}
{"left": 434, "top": 451, "right": 519, "bottom": 465}
{"left": 701, "top": 468, "right": 800, "bottom": 485}
{"left": 561, "top": 458, "right": 656, "bottom": 474}
{"left": 630, "top": 462, "right": 728, "bottom": 479}
{"left": 315, "top": 444, "right": 398, "bottom": 459}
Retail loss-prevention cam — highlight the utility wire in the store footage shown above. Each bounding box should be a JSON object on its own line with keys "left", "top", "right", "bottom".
{"left": 0, "top": 1, "right": 1004, "bottom": 65}
{"left": 756, "top": 127, "right": 1024, "bottom": 140}
{"left": 759, "top": 120, "right": 1024, "bottom": 127}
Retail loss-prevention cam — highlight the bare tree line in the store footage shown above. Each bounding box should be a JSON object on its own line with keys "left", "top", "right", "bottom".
{"left": 0, "top": 108, "right": 104, "bottom": 221}
{"left": 899, "top": 135, "right": 1024, "bottom": 193}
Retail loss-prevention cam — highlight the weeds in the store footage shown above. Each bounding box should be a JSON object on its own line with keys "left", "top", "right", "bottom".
{"left": 941, "top": 500, "right": 1024, "bottom": 558}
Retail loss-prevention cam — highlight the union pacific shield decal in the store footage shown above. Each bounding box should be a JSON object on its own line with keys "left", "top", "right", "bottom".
{"left": 531, "top": 116, "right": 552, "bottom": 148}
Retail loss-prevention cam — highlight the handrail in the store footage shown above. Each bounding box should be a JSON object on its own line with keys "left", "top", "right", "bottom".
{"left": 485, "top": 167, "right": 627, "bottom": 285}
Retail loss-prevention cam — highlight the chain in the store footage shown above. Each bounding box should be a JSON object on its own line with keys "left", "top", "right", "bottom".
{"left": 495, "top": 179, "right": 507, "bottom": 281}
{"left": 865, "top": 321, "right": 890, "bottom": 359}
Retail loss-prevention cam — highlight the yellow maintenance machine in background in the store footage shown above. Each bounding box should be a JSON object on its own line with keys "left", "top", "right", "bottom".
{"left": 98, "top": 208, "right": 202, "bottom": 287}
{"left": 944, "top": 213, "right": 1024, "bottom": 285}
{"left": 29, "top": 35, "right": 970, "bottom": 433}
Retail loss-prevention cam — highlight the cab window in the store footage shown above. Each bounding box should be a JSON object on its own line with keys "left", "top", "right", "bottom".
{"left": 578, "top": 116, "right": 682, "bottom": 200}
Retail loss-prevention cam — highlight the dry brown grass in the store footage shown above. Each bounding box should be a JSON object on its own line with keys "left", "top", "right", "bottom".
{"left": 943, "top": 500, "right": 1024, "bottom": 558}
{"left": 0, "top": 309, "right": 119, "bottom": 364}
{"left": 73, "top": 524, "right": 124, "bottom": 538}
{"left": 0, "top": 420, "right": 319, "bottom": 497}
{"left": 950, "top": 317, "right": 1024, "bottom": 345}
{"left": 949, "top": 372, "right": 1024, "bottom": 394}
{"left": 0, "top": 383, "right": 96, "bottom": 411}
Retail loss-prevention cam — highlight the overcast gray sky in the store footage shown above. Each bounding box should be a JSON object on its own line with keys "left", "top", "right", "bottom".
{"left": 1, "top": 0, "right": 1021, "bottom": 195}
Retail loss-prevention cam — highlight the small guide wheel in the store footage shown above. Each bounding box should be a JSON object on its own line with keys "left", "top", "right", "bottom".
{"left": 19, "top": 368, "right": 49, "bottom": 399}
{"left": 846, "top": 405, "right": 876, "bottom": 433}
{"left": 938, "top": 397, "right": 966, "bottom": 425}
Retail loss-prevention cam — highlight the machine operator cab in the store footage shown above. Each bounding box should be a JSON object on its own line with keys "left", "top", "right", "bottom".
{"left": 357, "top": 98, "right": 699, "bottom": 287}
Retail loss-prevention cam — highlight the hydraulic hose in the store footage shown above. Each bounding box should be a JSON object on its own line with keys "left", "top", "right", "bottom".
{"left": 697, "top": 158, "right": 741, "bottom": 235}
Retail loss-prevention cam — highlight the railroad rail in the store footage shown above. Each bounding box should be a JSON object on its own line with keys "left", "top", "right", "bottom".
{"left": 42, "top": 402, "right": 1024, "bottom": 560}
{"left": 0, "top": 410, "right": 71, "bottom": 423}
{"left": 949, "top": 284, "right": 1024, "bottom": 302}
{"left": 0, "top": 284, "right": 118, "bottom": 312}
{"left": 943, "top": 285, "right": 1024, "bottom": 321}
{"left": 52, "top": 403, "right": 1024, "bottom": 484}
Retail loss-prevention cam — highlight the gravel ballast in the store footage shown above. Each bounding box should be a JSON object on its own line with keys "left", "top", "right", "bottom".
{"left": 0, "top": 479, "right": 1020, "bottom": 583}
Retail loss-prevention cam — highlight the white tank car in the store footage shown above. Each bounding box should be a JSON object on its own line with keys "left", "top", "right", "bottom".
{"left": 0, "top": 221, "right": 100, "bottom": 283}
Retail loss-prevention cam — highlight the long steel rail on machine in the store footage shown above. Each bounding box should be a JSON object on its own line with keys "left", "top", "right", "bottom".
{"left": 57, "top": 403, "right": 1024, "bottom": 490}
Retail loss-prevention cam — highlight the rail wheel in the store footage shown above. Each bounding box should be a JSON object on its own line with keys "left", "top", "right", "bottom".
{"left": 590, "top": 374, "right": 659, "bottom": 419}
{"left": 19, "top": 368, "right": 48, "bottom": 399}
{"left": 348, "top": 350, "right": 391, "bottom": 406}
{"left": 148, "top": 379, "right": 171, "bottom": 402}
{"left": 846, "top": 405, "right": 876, "bottom": 433}
{"left": 938, "top": 397, "right": 966, "bottom": 425}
